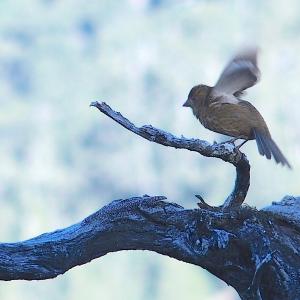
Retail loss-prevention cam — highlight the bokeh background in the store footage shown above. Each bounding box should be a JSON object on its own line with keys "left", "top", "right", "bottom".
{"left": 0, "top": 0, "right": 299, "bottom": 299}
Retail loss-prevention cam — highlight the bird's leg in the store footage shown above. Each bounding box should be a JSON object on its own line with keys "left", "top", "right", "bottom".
{"left": 223, "top": 136, "right": 249, "bottom": 150}
{"left": 236, "top": 139, "right": 249, "bottom": 150}
{"left": 225, "top": 136, "right": 243, "bottom": 144}
{"left": 218, "top": 137, "right": 248, "bottom": 150}
{"left": 228, "top": 137, "right": 240, "bottom": 143}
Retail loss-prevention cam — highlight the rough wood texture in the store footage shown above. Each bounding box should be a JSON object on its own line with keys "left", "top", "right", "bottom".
{"left": 1, "top": 195, "right": 299, "bottom": 300}
{"left": 90, "top": 101, "right": 250, "bottom": 208}
{"left": 1, "top": 102, "right": 296, "bottom": 300}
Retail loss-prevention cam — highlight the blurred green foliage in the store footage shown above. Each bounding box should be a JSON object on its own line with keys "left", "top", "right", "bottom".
{"left": 0, "top": 0, "right": 299, "bottom": 299}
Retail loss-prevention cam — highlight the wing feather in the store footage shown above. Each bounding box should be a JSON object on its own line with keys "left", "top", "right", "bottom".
{"left": 212, "top": 48, "right": 260, "bottom": 97}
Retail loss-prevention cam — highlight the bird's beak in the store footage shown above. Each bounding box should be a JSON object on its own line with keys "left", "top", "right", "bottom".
{"left": 183, "top": 98, "right": 191, "bottom": 107}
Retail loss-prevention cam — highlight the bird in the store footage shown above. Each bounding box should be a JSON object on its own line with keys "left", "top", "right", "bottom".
{"left": 183, "top": 48, "right": 291, "bottom": 168}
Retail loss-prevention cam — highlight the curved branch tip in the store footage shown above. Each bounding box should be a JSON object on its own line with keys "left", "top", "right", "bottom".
{"left": 91, "top": 101, "right": 250, "bottom": 208}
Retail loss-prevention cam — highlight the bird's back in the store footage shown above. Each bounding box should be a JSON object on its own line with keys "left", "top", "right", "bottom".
{"left": 204, "top": 99, "right": 270, "bottom": 139}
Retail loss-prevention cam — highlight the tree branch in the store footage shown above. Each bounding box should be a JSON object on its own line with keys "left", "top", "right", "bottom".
{"left": 1, "top": 195, "right": 299, "bottom": 300}
{"left": 0, "top": 101, "right": 295, "bottom": 300}
{"left": 90, "top": 101, "right": 250, "bottom": 208}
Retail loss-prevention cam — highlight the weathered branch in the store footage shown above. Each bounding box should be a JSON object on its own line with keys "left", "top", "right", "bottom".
{"left": 90, "top": 101, "right": 250, "bottom": 208}
{"left": 1, "top": 195, "right": 299, "bottom": 300}
{"left": 1, "top": 101, "right": 295, "bottom": 300}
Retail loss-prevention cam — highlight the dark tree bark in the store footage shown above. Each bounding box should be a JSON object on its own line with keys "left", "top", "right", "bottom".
{"left": 1, "top": 195, "right": 299, "bottom": 300}
{"left": 0, "top": 102, "right": 297, "bottom": 300}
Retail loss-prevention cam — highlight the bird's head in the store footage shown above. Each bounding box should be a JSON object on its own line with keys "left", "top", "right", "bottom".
{"left": 183, "top": 84, "right": 211, "bottom": 113}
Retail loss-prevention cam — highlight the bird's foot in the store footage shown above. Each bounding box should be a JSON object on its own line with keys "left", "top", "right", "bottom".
{"left": 223, "top": 137, "right": 249, "bottom": 150}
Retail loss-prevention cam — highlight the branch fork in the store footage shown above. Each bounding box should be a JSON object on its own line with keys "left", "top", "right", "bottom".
{"left": 0, "top": 102, "right": 297, "bottom": 300}
{"left": 90, "top": 101, "right": 250, "bottom": 208}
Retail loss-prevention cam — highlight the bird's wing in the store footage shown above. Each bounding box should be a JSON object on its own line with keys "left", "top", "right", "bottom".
{"left": 210, "top": 94, "right": 239, "bottom": 105}
{"left": 212, "top": 48, "right": 260, "bottom": 97}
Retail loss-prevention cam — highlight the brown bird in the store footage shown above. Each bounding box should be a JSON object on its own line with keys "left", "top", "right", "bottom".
{"left": 183, "top": 48, "right": 291, "bottom": 168}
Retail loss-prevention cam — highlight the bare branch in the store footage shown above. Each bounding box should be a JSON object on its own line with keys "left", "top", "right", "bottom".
{"left": 90, "top": 101, "right": 250, "bottom": 208}
{"left": 1, "top": 195, "right": 299, "bottom": 300}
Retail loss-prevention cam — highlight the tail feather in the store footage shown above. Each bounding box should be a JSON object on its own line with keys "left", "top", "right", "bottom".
{"left": 258, "top": 132, "right": 272, "bottom": 159}
{"left": 253, "top": 129, "right": 264, "bottom": 156}
{"left": 253, "top": 128, "right": 291, "bottom": 168}
{"left": 253, "top": 129, "right": 271, "bottom": 158}
{"left": 267, "top": 138, "right": 291, "bottom": 168}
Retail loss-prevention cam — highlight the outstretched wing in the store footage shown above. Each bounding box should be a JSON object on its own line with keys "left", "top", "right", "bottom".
{"left": 212, "top": 48, "right": 260, "bottom": 97}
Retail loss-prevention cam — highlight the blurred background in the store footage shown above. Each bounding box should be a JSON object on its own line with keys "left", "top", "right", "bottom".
{"left": 0, "top": 0, "right": 299, "bottom": 299}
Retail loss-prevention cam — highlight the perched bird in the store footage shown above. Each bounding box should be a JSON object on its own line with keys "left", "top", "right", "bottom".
{"left": 183, "top": 48, "right": 291, "bottom": 168}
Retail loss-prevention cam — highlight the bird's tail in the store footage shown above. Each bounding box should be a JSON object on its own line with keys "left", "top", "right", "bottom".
{"left": 253, "top": 128, "right": 291, "bottom": 168}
